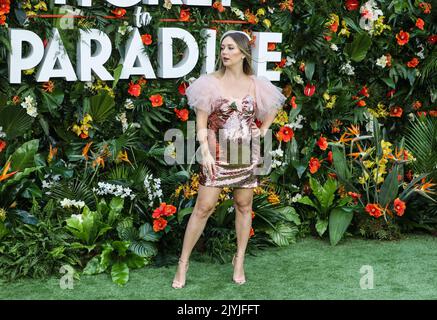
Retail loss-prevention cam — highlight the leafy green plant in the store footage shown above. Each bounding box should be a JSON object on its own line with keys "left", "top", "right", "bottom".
{"left": 297, "top": 176, "right": 354, "bottom": 245}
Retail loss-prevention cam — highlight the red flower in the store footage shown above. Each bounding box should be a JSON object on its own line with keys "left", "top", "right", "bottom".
{"left": 348, "top": 191, "right": 361, "bottom": 204}
{"left": 153, "top": 202, "right": 177, "bottom": 218}
{"left": 179, "top": 9, "right": 191, "bottom": 21}
{"left": 427, "top": 35, "right": 437, "bottom": 45}
{"left": 386, "top": 89, "right": 396, "bottom": 99}
{"left": 249, "top": 227, "right": 255, "bottom": 238}
{"left": 268, "top": 43, "right": 276, "bottom": 51}
{"left": 412, "top": 101, "right": 422, "bottom": 110}
{"left": 276, "top": 58, "right": 287, "bottom": 69}
{"left": 309, "top": 157, "right": 321, "bottom": 174}
{"left": 326, "top": 150, "right": 333, "bottom": 164}
{"left": 178, "top": 82, "right": 187, "bottom": 95}
{"left": 393, "top": 198, "right": 406, "bottom": 216}
{"left": 304, "top": 83, "right": 316, "bottom": 97}
{"left": 418, "top": 2, "right": 432, "bottom": 14}
{"left": 163, "top": 204, "right": 177, "bottom": 217}
{"left": 345, "top": 0, "right": 360, "bottom": 11}
{"left": 430, "top": 110, "right": 437, "bottom": 117}
{"left": 359, "top": 85, "right": 370, "bottom": 98}
{"left": 276, "top": 126, "right": 294, "bottom": 142}
{"left": 174, "top": 108, "right": 189, "bottom": 121}
{"left": 396, "top": 30, "right": 410, "bottom": 46}
{"left": 141, "top": 34, "right": 152, "bottom": 46}
{"left": 149, "top": 94, "right": 164, "bottom": 107}
{"left": 212, "top": 1, "right": 225, "bottom": 13}
{"left": 0, "top": 140, "right": 6, "bottom": 153}
{"left": 416, "top": 18, "right": 425, "bottom": 30}
{"left": 390, "top": 106, "right": 403, "bottom": 117}
{"left": 153, "top": 217, "right": 168, "bottom": 232}
{"left": 316, "top": 136, "right": 328, "bottom": 151}
{"left": 290, "top": 96, "right": 297, "bottom": 109}
{"left": 128, "top": 82, "right": 141, "bottom": 97}
{"left": 365, "top": 203, "right": 383, "bottom": 218}
{"left": 407, "top": 57, "right": 419, "bottom": 68}
{"left": 111, "top": 8, "right": 126, "bottom": 18}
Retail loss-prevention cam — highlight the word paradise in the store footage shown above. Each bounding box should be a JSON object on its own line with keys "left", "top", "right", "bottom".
{"left": 7, "top": 0, "right": 283, "bottom": 84}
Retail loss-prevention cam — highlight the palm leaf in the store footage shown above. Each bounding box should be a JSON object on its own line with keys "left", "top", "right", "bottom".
{"left": 0, "top": 105, "right": 34, "bottom": 139}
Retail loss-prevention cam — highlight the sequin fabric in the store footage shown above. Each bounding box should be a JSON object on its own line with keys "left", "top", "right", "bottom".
{"left": 199, "top": 91, "right": 262, "bottom": 188}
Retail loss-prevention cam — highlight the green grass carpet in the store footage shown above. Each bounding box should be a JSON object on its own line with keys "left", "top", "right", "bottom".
{"left": 1, "top": 234, "right": 437, "bottom": 300}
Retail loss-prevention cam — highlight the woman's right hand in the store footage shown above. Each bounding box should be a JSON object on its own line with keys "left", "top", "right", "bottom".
{"left": 202, "top": 150, "right": 216, "bottom": 179}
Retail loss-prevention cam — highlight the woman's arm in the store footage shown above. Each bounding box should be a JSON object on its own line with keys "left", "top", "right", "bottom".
{"left": 196, "top": 110, "right": 216, "bottom": 177}
{"left": 259, "top": 111, "right": 278, "bottom": 138}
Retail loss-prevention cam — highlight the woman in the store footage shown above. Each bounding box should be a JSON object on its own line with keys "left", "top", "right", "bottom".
{"left": 172, "top": 30, "right": 286, "bottom": 289}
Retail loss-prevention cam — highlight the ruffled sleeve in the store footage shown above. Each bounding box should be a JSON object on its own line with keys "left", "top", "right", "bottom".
{"left": 185, "top": 74, "right": 218, "bottom": 116}
{"left": 253, "top": 75, "right": 286, "bottom": 122}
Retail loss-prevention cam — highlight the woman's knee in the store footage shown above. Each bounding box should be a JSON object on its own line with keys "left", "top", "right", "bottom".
{"left": 193, "top": 203, "right": 215, "bottom": 219}
{"left": 234, "top": 201, "right": 252, "bottom": 216}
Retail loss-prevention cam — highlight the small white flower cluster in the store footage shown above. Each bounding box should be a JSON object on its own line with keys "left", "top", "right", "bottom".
{"left": 290, "top": 193, "right": 303, "bottom": 203}
{"left": 21, "top": 96, "right": 38, "bottom": 118}
{"left": 93, "top": 182, "right": 136, "bottom": 200}
{"left": 0, "top": 126, "right": 6, "bottom": 139}
{"left": 376, "top": 54, "right": 388, "bottom": 68}
{"left": 124, "top": 99, "right": 135, "bottom": 110}
{"left": 231, "top": 7, "right": 245, "bottom": 20}
{"left": 116, "top": 112, "right": 129, "bottom": 132}
{"left": 288, "top": 115, "right": 306, "bottom": 131}
{"left": 293, "top": 75, "right": 304, "bottom": 85}
{"left": 339, "top": 61, "right": 355, "bottom": 76}
{"left": 267, "top": 6, "right": 275, "bottom": 14}
{"left": 285, "top": 56, "right": 296, "bottom": 67}
{"left": 41, "top": 174, "right": 61, "bottom": 195}
{"left": 359, "top": 0, "right": 383, "bottom": 32}
{"left": 118, "top": 21, "right": 134, "bottom": 35}
{"left": 144, "top": 173, "right": 163, "bottom": 207}
{"left": 330, "top": 44, "right": 339, "bottom": 51}
{"left": 269, "top": 148, "right": 285, "bottom": 169}
{"left": 60, "top": 198, "right": 85, "bottom": 209}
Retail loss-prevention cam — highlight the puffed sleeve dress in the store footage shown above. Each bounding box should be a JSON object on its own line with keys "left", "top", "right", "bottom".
{"left": 185, "top": 73, "right": 286, "bottom": 188}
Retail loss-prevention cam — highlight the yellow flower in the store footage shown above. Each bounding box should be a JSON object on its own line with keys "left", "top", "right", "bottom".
{"left": 381, "top": 140, "right": 392, "bottom": 155}
{"left": 338, "top": 20, "right": 350, "bottom": 37}
{"left": 378, "top": 157, "right": 388, "bottom": 166}
{"left": 325, "top": 95, "right": 337, "bottom": 109}
{"left": 254, "top": 186, "right": 266, "bottom": 195}
{"left": 368, "top": 102, "right": 389, "bottom": 118}
{"left": 83, "top": 114, "right": 93, "bottom": 124}
{"left": 323, "top": 92, "right": 330, "bottom": 101}
{"left": 24, "top": 68, "right": 35, "bottom": 75}
{"left": 358, "top": 172, "right": 369, "bottom": 184}
{"left": 363, "top": 160, "right": 374, "bottom": 169}
{"left": 257, "top": 8, "right": 266, "bottom": 16}
{"left": 116, "top": 150, "right": 131, "bottom": 164}
{"left": 273, "top": 109, "right": 288, "bottom": 126}
{"left": 34, "top": 1, "right": 48, "bottom": 11}
{"left": 267, "top": 192, "right": 280, "bottom": 205}
{"left": 0, "top": 208, "right": 6, "bottom": 222}
{"left": 371, "top": 16, "right": 391, "bottom": 36}
{"left": 175, "top": 185, "right": 183, "bottom": 198}
{"left": 262, "top": 19, "right": 271, "bottom": 29}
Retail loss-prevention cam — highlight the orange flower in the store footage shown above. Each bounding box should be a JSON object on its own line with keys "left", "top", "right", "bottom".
{"left": 279, "top": 0, "right": 294, "bottom": 13}
{"left": 0, "top": 160, "right": 18, "bottom": 182}
{"left": 111, "top": 8, "right": 126, "bottom": 18}
{"left": 212, "top": 1, "right": 225, "bottom": 12}
{"left": 348, "top": 191, "right": 361, "bottom": 204}
{"left": 290, "top": 96, "right": 297, "bottom": 109}
{"left": 396, "top": 30, "right": 410, "bottom": 46}
{"left": 92, "top": 156, "right": 105, "bottom": 168}
{"left": 153, "top": 217, "right": 168, "bottom": 232}
{"left": 174, "top": 108, "right": 189, "bottom": 121}
{"left": 365, "top": 203, "right": 383, "bottom": 218}
{"left": 48, "top": 144, "right": 58, "bottom": 164}
{"left": 137, "top": 77, "right": 147, "bottom": 86}
{"left": 309, "top": 157, "right": 321, "bottom": 174}
{"left": 12, "top": 95, "right": 20, "bottom": 105}
{"left": 390, "top": 106, "right": 403, "bottom": 117}
{"left": 141, "top": 34, "right": 152, "bottom": 46}
{"left": 275, "top": 58, "right": 287, "bottom": 69}
{"left": 42, "top": 81, "right": 55, "bottom": 93}
{"left": 149, "top": 94, "right": 164, "bottom": 107}
{"left": 128, "top": 81, "right": 141, "bottom": 97}
{"left": 412, "top": 101, "right": 422, "bottom": 110}
{"left": 153, "top": 202, "right": 177, "bottom": 218}
{"left": 268, "top": 43, "right": 276, "bottom": 51}
{"left": 406, "top": 57, "right": 419, "bottom": 68}
{"left": 276, "top": 126, "right": 294, "bottom": 142}
{"left": 385, "top": 54, "right": 392, "bottom": 67}
{"left": 393, "top": 198, "right": 406, "bottom": 216}
{"left": 245, "top": 9, "right": 258, "bottom": 24}
{"left": 358, "top": 85, "right": 370, "bottom": 98}
{"left": 249, "top": 227, "right": 255, "bottom": 238}
{"left": 316, "top": 136, "right": 328, "bottom": 151}
{"left": 251, "top": 211, "right": 255, "bottom": 219}
{"left": 416, "top": 18, "right": 425, "bottom": 30}
{"left": 179, "top": 8, "right": 191, "bottom": 21}
{"left": 163, "top": 204, "right": 177, "bottom": 217}
{"left": 82, "top": 141, "right": 93, "bottom": 160}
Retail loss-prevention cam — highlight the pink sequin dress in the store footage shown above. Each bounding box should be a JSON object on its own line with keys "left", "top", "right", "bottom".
{"left": 186, "top": 74, "right": 286, "bottom": 188}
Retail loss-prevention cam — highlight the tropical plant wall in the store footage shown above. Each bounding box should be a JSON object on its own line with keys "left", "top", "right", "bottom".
{"left": 0, "top": 0, "right": 436, "bottom": 285}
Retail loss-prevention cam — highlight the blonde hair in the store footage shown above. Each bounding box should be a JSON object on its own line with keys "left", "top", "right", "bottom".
{"left": 215, "top": 32, "right": 254, "bottom": 76}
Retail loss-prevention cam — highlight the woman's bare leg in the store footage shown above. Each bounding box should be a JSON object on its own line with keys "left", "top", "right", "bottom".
{"left": 173, "top": 184, "right": 223, "bottom": 286}
{"left": 233, "top": 187, "right": 254, "bottom": 281}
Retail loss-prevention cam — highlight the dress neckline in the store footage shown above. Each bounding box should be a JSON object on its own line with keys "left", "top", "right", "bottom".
{"left": 209, "top": 74, "right": 256, "bottom": 101}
